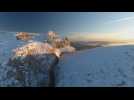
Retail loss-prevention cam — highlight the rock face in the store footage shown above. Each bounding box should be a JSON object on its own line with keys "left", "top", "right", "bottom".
{"left": 6, "top": 41, "right": 60, "bottom": 87}
{"left": 7, "top": 53, "right": 59, "bottom": 87}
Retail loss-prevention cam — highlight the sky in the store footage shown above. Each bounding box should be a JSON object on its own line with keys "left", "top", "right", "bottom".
{"left": 1, "top": 12, "right": 134, "bottom": 41}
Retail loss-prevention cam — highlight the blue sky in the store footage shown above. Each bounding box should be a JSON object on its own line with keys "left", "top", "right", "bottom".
{"left": 1, "top": 12, "right": 134, "bottom": 41}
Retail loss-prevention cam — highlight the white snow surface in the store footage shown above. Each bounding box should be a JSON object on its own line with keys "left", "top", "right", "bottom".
{"left": 56, "top": 44, "right": 134, "bottom": 87}
{"left": 2, "top": 32, "right": 134, "bottom": 86}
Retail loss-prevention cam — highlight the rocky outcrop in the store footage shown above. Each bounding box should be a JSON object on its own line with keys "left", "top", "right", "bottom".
{"left": 16, "top": 32, "right": 33, "bottom": 41}
{"left": 13, "top": 41, "right": 61, "bottom": 58}
{"left": 6, "top": 41, "right": 60, "bottom": 87}
{"left": 7, "top": 53, "right": 59, "bottom": 87}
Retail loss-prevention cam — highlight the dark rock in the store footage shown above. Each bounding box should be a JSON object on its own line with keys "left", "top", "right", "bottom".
{"left": 7, "top": 53, "right": 59, "bottom": 87}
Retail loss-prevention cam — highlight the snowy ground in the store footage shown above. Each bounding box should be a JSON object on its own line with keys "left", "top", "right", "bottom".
{"left": 56, "top": 44, "right": 134, "bottom": 87}
{"left": 1, "top": 31, "right": 134, "bottom": 87}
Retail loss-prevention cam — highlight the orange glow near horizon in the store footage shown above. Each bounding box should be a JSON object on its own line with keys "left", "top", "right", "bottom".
{"left": 69, "top": 32, "right": 134, "bottom": 42}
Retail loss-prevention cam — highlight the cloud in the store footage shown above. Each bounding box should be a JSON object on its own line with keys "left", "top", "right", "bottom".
{"left": 106, "top": 16, "right": 134, "bottom": 24}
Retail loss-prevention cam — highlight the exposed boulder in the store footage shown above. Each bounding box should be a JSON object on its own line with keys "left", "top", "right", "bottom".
{"left": 7, "top": 54, "right": 58, "bottom": 87}
{"left": 16, "top": 32, "right": 33, "bottom": 41}
{"left": 7, "top": 41, "right": 60, "bottom": 87}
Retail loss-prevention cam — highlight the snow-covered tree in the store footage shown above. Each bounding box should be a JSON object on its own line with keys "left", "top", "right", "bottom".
{"left": 47, "top": 31, "right": 76, "bottom": 53}
{"left": 63, "top": 37, "right": 71, "bottom": 46}
{"left": 47, "top": 31, "right": 62, "bottom": 48}
{"left": 47, "top": 31, "right": 59, "bottom": 43}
